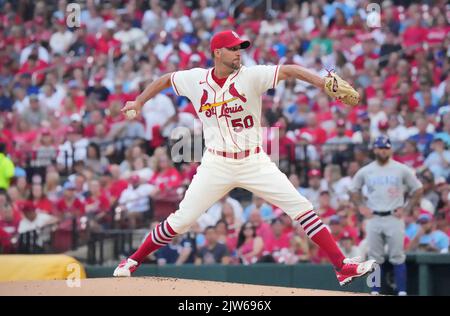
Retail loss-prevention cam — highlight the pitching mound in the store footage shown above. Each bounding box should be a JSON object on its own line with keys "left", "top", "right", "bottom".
{"left": 0, "top": 277, "right": 367, "bottom": 296}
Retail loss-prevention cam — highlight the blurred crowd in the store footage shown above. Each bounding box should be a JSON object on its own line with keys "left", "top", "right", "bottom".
{"left": 0, "top": 0, "right": 449, "bottom": 264}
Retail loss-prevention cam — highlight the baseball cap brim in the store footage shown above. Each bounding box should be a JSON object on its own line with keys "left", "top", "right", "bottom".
{"left": 225, "top": 39, "right": 250, "bottom": 50}
{"left": 374, "top": 145, "right": 391, "bottom": 149}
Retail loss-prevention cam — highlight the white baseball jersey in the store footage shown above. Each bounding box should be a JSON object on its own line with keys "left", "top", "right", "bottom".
{"left": 170, "top": 65, "right": 280, "bottom": 152}
{"left": 164, "top": 64, "right": 313, "bottom": 235}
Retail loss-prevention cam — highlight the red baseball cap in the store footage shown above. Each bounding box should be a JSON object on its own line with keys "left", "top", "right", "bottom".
{"left": 336, "top": 119, "right": 346, "bottom": 127}
{"left": 378, "top": 119, "right": 389, "bottom": 130}
{"left": 308, "top": 169, "right": 322, "bottom": 177}
{"left": 210, "top": 30, "right": 250, "bottom": 51}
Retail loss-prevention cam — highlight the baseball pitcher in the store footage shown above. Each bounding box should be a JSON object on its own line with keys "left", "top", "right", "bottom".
{"left": 350, "top": 135, "right": 423, "bottom": 295}
{"left": 114, "top": 30, "right": 375, "bottom": 286}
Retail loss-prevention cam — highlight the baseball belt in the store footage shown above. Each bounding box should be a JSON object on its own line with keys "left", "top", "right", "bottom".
{"left": 208, "top": 146, "right": 261, "bottom": 159}
{"left": 372, "top": 210, "right": 394, "bottom": 216}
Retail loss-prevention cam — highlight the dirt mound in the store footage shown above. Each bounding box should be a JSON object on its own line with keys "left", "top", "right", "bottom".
{"left": 0, "top": 277, "right": 367, "bottom": 296}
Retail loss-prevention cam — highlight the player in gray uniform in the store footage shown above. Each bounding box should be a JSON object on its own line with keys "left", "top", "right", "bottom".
{"left": 350, "top": 135, "right": 423, "bottom": 295}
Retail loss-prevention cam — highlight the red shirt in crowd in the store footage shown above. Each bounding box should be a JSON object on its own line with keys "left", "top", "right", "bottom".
{"left": 426, "top": 26, "right": 450, "bottom": 46}
{"left": 85, "top": 193, "right": 111, "bottom": 215}
{"left": 17, "top": 59, "right": 49, "bottom": 83}
{"left": 255, "top": 221, "right": 273, "bottom": 241}
{"left": 299, "top": 127, "right": 328, "bottom": 145}
{"left": 108, "top": 179, "right": 129, "bottom": 201}
{"left": 95, "top": 35, "right": 121, "bottom": 56}
{"left": 0, "top": 206, "right": 22, "bottom": 234}
{"left": 55, "top": 197, "right": 85, "bottom": 219}
{"left": 264, "top": 232, "right": 291, "bottom": 253}
{"left": 393, "top": 153, "right": 424, "bottom": 169}
{"left": 402, "top": 25, "right": 428, "bottom": 48}
{"left": 319, "top": 207, "right": 337, "bottom": 219}
{"left": 333, "top": 227, "right": 360, "bottom": 244}
{"left": 0, "top": 227, "right": 13, "bottom": 253}
{"left": 149, "top": 167, "right": 182, "bottom": 192}
{"left": 353, "top": 52, "right": 379, "bottom": 70}
{"left": 33, "top": 198, "right": 54, "bottom": 214}
{"left": 279, "top": 135, "right": 295, "bottom": 161}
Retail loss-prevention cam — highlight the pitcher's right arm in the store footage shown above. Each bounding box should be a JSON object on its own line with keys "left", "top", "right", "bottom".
{"left": 121, "top": 72, "right": 173, "bottom": 114}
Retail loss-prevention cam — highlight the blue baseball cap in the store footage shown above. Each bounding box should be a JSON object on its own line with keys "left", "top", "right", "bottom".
{"left": 417, "top": 213, "right": 433, "bottom": 224}
{"left": 373, "top": 135, "right": 392, "bottom": 149}
{"left": 63, "top": 181, "right": 76, "bottom": 190}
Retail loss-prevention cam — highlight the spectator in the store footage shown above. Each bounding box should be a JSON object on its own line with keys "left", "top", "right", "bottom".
{"left": 288, "top": 222, "right": 312, "bottom": 263}
{"left": 22, "top": 94, "right": 48, "bottom": 128}
{"left": 109, "top": 114, "right": 146, "bottom": 150}
{"left": 386, "top": 114, "right": 410, "bottom": 145}
{"left": 141, "top": 92, "right": 176, "bottom": 141}
{"left": 419, "top": 171, "right": 440, "bottom": 211}
{"left": 0, "top": 226, "right": 13, "bottom": 253}
{"left": 195, "top": 226, "right": 230, "bottom": 265}
{"left": 367, "top": 97, "right": 388, "bottom": 138}
{"left": 30, "top": 129, "right": 58, "bottom": 180}
{"left": 123, "top": 156, "right": 154, "bottom": 183}
{"left": 54, "top": 181, "right": 85, "bottom": 222}
{"left": 176, "top": 231, "right": 197, "bottom": 265}
{"left": 328, "top": 215, "right": 350, "bottom": 243}
{"left": 300, "top": 112, "right": 327, "bottom": 145}
{"left": 44, "top": 170, "right": 62, "bottom": 203}
{"left": 113, "top": 15, "right": 148, "bottom": 53}
{"left": 393, "top": 139, "right": 424, "bottom": 169}
{"left": 292, "top": 131, "right": 319, "bottom": 164}
{"left": 243, "top": 195, "right": 274, "bottom": 222}
{"left": 120, "top": 145, "right": 149, "bottom": 174}
{"left": 118, "top": 175, "right": 156, "bottom": 228}
{"left": 104, "top": 164, "right": 129, "bottom": 205}
{"left": 30, "top": 183, "right": 53, "bottom": 214}
{"left": 407, "top": 214, "right": 449, "bottom": 254}
{"left": 236, "top": 222, "right": 264, "bottom": 265}
{"left": 15, "top": 174, "right": 29, "bottom": 200}
{"left": 404, "top": 205, "right": 421, "bottom": 241}
{"left": 86, "top": 74, "right": 110, "bottom": 102}
{"left": 317, "top": 191, "right": 337, "bottom": 221}
{"left": 409, "top": 117, "right": 434, "bottom": 156}
{"left": 0, "top": 142, "right": 14, "bottom": 190}
{"left": 49, "top": 19, "right": 74, "bottom": 54}
{"left": 324, "top": 119, "right": 352, "bottom": 165}
{"left": 323, "top": 164, "right": 352, "bottom": 208}
{"left": 142, "top": 0, "right": 168, "bottom": 35}
{"left": 85, "top": 143, "right": 109, "bottom": 176}
{"left": 262, "top": 217, "right": 291, "bottom": 263}
{"left": 204, "top": 194, "right": 245, "bottom": 228}
{"left": 248, "top": 208, "right": 273, "bottom": 240}
{"left": 339, "top": 233, "right": 360, "bottom": 258}
{"left": 17, "top": 201, "right": 58, "bottom": 235}
{"left": 155, "top": 235, "right": 182, "bottom": 265}
{"left": 299, "top": 169, "right": 324, "bottom": 209}
{"left": 0, "top": 83, "right": 13, "bottom": 112}
{"left": 56, "top": 126, "right": 89, "bottom": 171}
{"left": 0, "top": 190, "right": 21, "bottom": 236}
{"left": 435, "top": 112, "right": 450, "bottom": 147}
{"left": 149, "top": 153, "right": 182, "bottom": 199}
{"left": 220, "top": 202, "right": 242, "bottom": 237}
{"left": 424, "top": 138, "right": 450, "bottom": 180}
{"left": 214, "top": 219, "right": 238, "bottom": 254}
{"left": 84, "top": 179, "right": 111, "bottom": 230}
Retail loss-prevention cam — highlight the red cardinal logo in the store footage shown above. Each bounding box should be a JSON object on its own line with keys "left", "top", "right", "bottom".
{"left": 228, "top": 83, "right": 246, "bottom": 103}
{"left": 199, "top": 89, "right": 209, "bottom": 112}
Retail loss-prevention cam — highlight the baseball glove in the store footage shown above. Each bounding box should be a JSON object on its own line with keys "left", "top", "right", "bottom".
{"left": 324, "top": 71, "right": 360, "bottom": 106}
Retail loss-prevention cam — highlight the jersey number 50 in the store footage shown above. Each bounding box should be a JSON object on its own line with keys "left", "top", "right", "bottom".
{"left": 231, "top": 115, "right": 254, "bottom": 132}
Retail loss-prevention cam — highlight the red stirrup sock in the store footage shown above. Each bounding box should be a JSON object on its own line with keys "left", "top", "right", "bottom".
{"left": 130, "top": 219, "right": 178, "bottom": 263}
{"left": 296, "top": 210, "right": 345, "bottom": 270}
